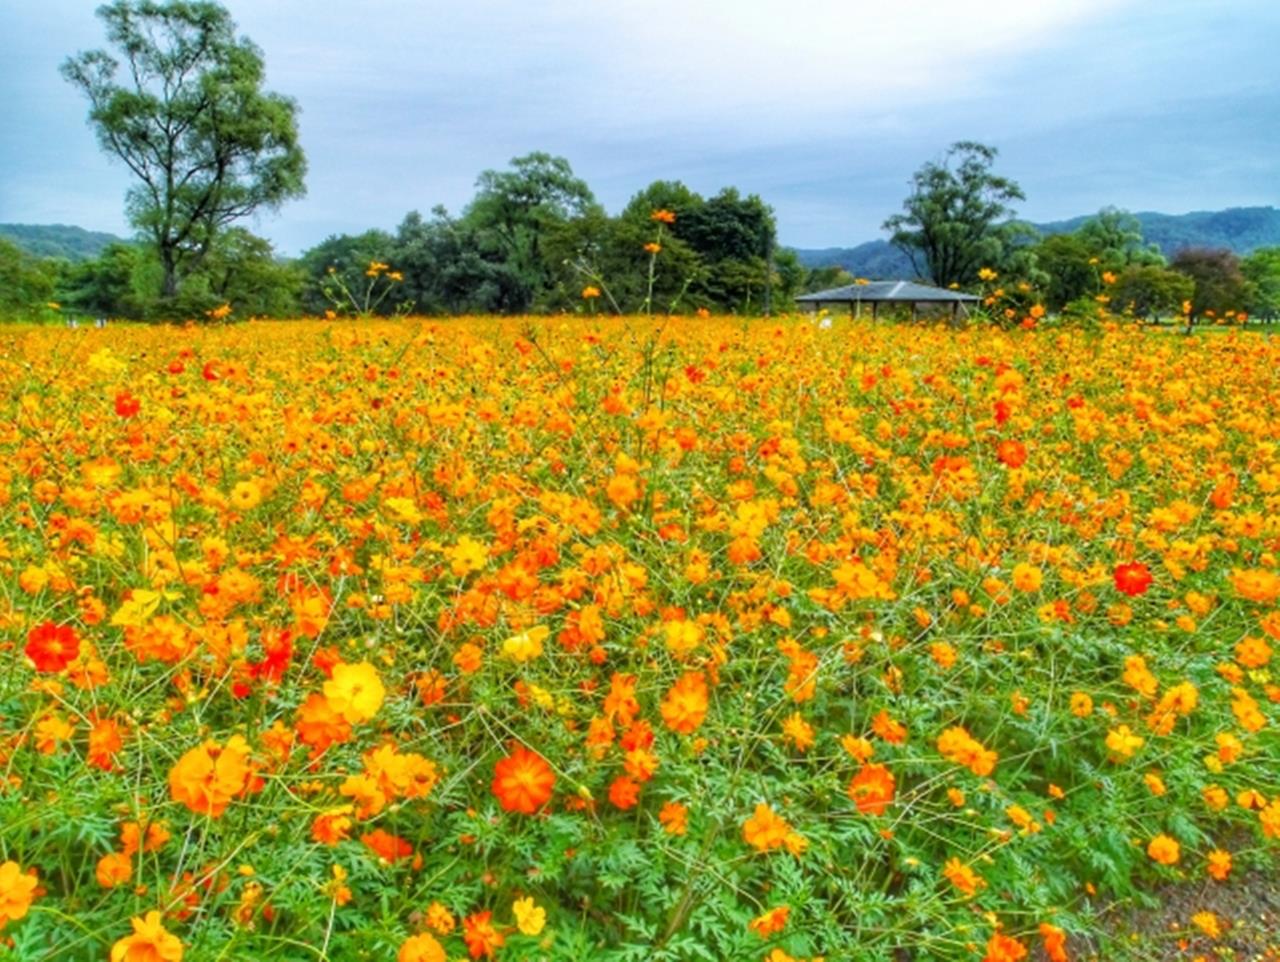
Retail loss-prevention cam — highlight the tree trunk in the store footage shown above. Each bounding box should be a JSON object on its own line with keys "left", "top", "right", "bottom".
{"left": 161, "top": 250, "right": 180, "bottom": 300}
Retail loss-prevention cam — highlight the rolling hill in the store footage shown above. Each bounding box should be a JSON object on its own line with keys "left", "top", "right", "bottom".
{"left": 791, "top": 206, "right": 1280, "bottom": 278}
{"left": 0, "top": 223, "right": 129, "bottom": 261}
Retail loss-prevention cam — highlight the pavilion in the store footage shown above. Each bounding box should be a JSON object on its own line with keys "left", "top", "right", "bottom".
{"left": 796, "top": 280, "right": 980, "bottom": 322}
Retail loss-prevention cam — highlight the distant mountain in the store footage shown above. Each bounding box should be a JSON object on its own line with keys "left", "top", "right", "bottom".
{"left": 791, "top": 240, "right": 914, "bottom": 279}
{"left": 791, "top": 206, "right": 1280, "bottom": 279}
{"left": 0, "top": 223, "right": 129, "bottom": 261}
{"left": 1036, "top": 207, "right": 1280, "bottom": 257}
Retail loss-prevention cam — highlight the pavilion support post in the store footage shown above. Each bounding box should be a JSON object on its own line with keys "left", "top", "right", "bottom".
{"left": 911, "top": 303, "right": 918, "bottom": 322}
{"left": 872, "top": 302, "right": 879, "bottom": 321}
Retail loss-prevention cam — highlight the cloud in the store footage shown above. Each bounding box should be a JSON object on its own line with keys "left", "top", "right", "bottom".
{"left": 0, "top": 0, "right": 1275, "bottom": 251}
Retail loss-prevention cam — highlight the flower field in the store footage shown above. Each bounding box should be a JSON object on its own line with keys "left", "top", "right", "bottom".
{"left": 1, "top": 316, "right": 1278, "bottom": 961}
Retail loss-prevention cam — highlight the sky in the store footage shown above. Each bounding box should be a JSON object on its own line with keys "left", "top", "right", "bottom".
{"left": 1, "top": 0, "right": 1276, "bottom": 254}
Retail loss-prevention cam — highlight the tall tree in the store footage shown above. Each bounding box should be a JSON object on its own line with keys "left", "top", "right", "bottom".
{"left": 883, "top": 141, "right": 1025, "bottom": 287}
{"left": 1075, "top": 207, "right": 1165, "bottom": 267}
{"left": 1170, "top": 248, "right": 1253, "bottom": 324}
{"left": 464, "top": 153, "right": 598, "bottom": 298}
{"left": 1031, "top": 233, "right": 1098, "bottom": 310}
{"left": 62, "top": 1, "right": 306, "bottom": 303}
{"left": 1109, "top": 265, "right": 1194, "bottom": 321}
{"left": 1242, "top": 247, "right": 1280, "bottom": 320}
{"left": 0, "top": 240, "right": 58, "bottom": 316}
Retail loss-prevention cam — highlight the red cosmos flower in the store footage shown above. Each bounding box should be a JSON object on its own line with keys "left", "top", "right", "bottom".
{"left": 608, "top": 775, "right": 641, "bottom": 810}
{"left": 491, "top": 744, "right": 555, "bottom": 814}
{"left": 619, "top": 719, "right": 654, "bottom": 752}
{"left": 1114, "top": 562, "right": 1154, "bottom": 597}
{"left": 996, "top": 439, "right": 1027, "bottom": 469}
{"left": 25, "top": 621, "right": 81, "bottom": 673}
{"left": 113, "top": 392, "right": 140, "bottom": 418}
{"left": 248, "top": 628, "right": 294, "bottom": 684}
{"left": 462, "top": 911, "right": 505, "bottom": 959}
{"left": 361, "top": 828, "right": 413, "bottom": 863}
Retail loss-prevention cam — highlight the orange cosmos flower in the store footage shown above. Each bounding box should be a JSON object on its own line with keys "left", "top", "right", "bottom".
{"left": 1191, "top": 911, "right": 1220, "bottom": 939}
{"left": 110, "top": 911, "right": 183, "bottom": 962}
{"left": 748, "top": 905, "right": 790, "bottom": 937}
{"left": 1147, "top": 834, "right": 1180, "bottom": 865}
{"left": 0, "top": 861, "right": 37, "bottom": 929}
{"left": 622, "top": 746, "right": 659, "bottom": 783}
{"left": 658, "top": 801, "right": 688, "bottom": 835}
{"left": 1011, "top": 563, "right": 1043, "bottom": 593}
{"left": 96, "top": 852, "right": 133, "bottom": 888}
{"left": 742, "top": 803, "right": 793, "bottom": 852}
{"left": 870, "top": 709, "right": 908, "bottom": 744}
{"left": 87, "top": 717, "right": 125, "bottom": 771}
{"left": 1258, "top": 799, "right": 1280, "bottom": 838}
{"left": 983, "top": 931, "right": 1027, "bottom": 962}
{"left": 491, "top": 744, "right": 556, "bottom": 814}
{"left": 1235, "top": 635, "right": 1272, "bottom": 669}
{"left": 311, "top": 808, "right": 354, "bottom": 846}
{"left": 942, "top": 858, "right": 985, "bottom": 898}
{"left": 295, "top": 692, "right": 353, "bottom": 755}
{"left": 425, "top": 901, "right": 456, "bottom": 934}
{"left": 168, "top": 735, "right": 251, "bottom": 818}
{"left": 782, "top": 712, "right": 815, "bottom": 751}
{"left": 398, "top": 933, "right": 446, "bottom": 962}
{"left": 1231, "top": 568, "right": 1280, "bottom": 605}
{"left": 848, "top": 763, "right": 896, "bottom": 816}
{"left": 606, "top": 472, "right": 641, "bottom": 509}
{"left": 650, "top": 209, "right": 676, "bottom": 224}
{"left": 35, "top": 714, "right": 74, "bottom": 755}
{"left": 1039, "top": 923, "right": 1069, "bottom": 962}
{"left": 1206, "top": 849, "right": 1232, "bottom": 881}
{"left": 25, "top": 621, "right": 81, "bottom": 673}
{"left": 660, "top": 671, "right": 709, "bottom": 734}
{"left": 937, "top": 726, "right": 998, "bottom": 776}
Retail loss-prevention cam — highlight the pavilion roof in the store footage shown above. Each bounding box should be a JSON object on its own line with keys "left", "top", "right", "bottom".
{"left": 795, "top": 280, "right": 980, "bottom": 303}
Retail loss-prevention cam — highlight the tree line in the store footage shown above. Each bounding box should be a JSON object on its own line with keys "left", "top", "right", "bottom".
{"left": 0, "top": 154, "right": 802, "bottom": 321}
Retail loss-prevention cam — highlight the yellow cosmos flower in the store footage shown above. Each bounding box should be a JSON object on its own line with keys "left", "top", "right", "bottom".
{"left": 323, "top": 661, "right": 386, "bottom": 724}
{"left": 512, "top": 896, "right": 546, "bottom": 936}
{"left": 503, "top": 625, "right": 549, "bottom": 663}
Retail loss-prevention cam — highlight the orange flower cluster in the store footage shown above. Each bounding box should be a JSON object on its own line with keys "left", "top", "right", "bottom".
{"left": 937, "top": 726, "right": 998, "bottom": 777}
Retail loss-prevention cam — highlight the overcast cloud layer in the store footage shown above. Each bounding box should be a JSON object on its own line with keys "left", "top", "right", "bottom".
{"left": 1, "top": 0, "right": 1275, "bottom": 253}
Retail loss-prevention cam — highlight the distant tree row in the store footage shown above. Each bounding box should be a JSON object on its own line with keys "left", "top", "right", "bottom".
{"left": 6, "top": 140, "right": 1277, "bottom": 323}
{"left": 296, "top": 156, "right": 806, "bottom": 318}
